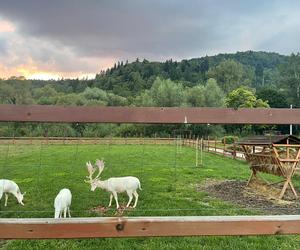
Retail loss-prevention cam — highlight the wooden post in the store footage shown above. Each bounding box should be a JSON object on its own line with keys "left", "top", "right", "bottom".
{"left": 196, "top": 137, "right": 199, "bottom": 167}
{"left": 223, "top": 137, "right": 226, "bottom": 156}
{"left": 215, "top": 138, "right": 217, "bottom": 153}
{"left": 287, "top": 138, "right": 290, "bottom": 159}
{"left": 207, "top": 136, "right": 210, "bottom": 152}
{"left": 233, "top": 139, "right": 236, "bottom": 159}
{"left": 200, "top": 137, "right": 203, "bottom": 165}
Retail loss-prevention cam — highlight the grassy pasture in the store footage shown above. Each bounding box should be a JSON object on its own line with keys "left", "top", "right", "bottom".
{"left": 0, "top": 142, "right": 299, "bottom": 249}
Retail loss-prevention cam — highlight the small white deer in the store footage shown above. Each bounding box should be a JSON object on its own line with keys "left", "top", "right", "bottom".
{"left": 54, "top": 188, "right": 72, "bottom": 219}
{"left": 0, "top": 179, "right": 26, "bottom": 206}
{"left": 84, "top": 159, "right": 142, "bottom": 209}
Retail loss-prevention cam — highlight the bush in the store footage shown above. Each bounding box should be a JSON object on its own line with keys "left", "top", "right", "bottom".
{"left": 221, "top": 135, "right": 238, "bottom": 144}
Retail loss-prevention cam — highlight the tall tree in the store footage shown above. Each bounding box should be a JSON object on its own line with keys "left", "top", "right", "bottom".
{"left": 185, "top": 85, "right": 206, "bottom": 107}
{"left": 280, "top": 53, "right": 300, "bottom": 106}
{"left": 257, "top": 87, "right": 288, "bottom": 108}
{"left": 203, "top": 78, "right": 225, "bottom": 107}
{"left": 149, "top": 77, "right": 184, "bottom": 107}
{"left": 207, "top": 59, "right": 254, "bottom": 93}
{"left": 225, "top": 87, "right": 269, "bottom": 109}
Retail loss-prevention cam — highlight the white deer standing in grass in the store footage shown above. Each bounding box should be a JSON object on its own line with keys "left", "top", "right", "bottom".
{"left": 84, "top": 159, "right": 142, "bottom": 209}
{"left": 54, "top": 188, "right": 72, "bottom": 219}
{"left": 0, "top": 179, "right": 26, "bottom": 206}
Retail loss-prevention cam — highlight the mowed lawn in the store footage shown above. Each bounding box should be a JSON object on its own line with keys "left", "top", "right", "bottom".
{"left": 0, "top": 142, "right": 300, "bottom": 249}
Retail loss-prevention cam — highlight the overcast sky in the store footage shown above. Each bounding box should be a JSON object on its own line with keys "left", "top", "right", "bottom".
{"left": 0, "top": 0, "right": 299, "bottom": 79}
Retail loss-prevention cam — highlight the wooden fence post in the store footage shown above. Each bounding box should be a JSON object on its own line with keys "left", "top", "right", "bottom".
{"left": 215, "top": 138, "right": 217, "bottom": 153}
{"left": 207, "top": 136, "right": 210, "bottom": 152}
{"left": 233, "top": 139, "right": 236, "bottom": 159}
{"left": 200, "top": 137, "right": 203, "bottom": 165}
{"left": 195, "top": 137, "right": 199, "bottom": 167}
{"left": 223, "top": 137, "right": 226, "bottom": 156}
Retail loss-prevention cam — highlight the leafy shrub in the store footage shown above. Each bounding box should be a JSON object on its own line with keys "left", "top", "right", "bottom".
{"left": 221, "top": 135, "right": 239, "bottom": 144}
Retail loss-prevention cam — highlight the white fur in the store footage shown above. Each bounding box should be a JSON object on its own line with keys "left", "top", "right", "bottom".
{"left": 0, "top": 179, "right": 25, "bottom": 206}
{"left": 54, "top": 188, "right": 72, "bottom": 219}
{"left": 86, "top": 160, "right": 142, "bottom": 209}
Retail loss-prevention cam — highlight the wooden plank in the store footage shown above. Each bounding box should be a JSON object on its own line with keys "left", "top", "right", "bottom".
{"left": 278, "top": 159, "right": 299, "bottom": 162}
{"left": 1, "top": 104, "right": 300, "bottom": 124}
{"left": 273, "top": 144, "right": 300, "bottom": 147}
{"left": 0, "top": 216, "right": 300, "bottom": 239}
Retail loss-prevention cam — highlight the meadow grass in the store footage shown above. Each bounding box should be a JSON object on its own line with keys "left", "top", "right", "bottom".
{"left": 0, "top": 142, "right": 299, "bottom": 249}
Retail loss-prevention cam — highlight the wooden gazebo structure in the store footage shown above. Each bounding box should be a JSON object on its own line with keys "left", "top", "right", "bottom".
{"left": 238, "top": 135, "right": 300, "bottom": 199}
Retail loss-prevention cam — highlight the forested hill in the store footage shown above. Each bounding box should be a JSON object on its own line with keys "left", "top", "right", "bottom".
{"left": 93, "top": 51, "right": 287, "bottom": 96}
{"left": 0, "top": 50, "right": 298, "bottom": 110}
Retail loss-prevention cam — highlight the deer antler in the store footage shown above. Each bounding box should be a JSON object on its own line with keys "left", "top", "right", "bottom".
{"left": 85, "top": 161, "right": 96, "bottom": 183}
{"left": 94, "top": 159, "right": 105, "bottom": 179}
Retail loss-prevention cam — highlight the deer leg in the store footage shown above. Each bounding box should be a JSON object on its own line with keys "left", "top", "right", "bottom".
{"left": 126, "top": 191, "right": 133, "bottom": 207}
{"left": 68, "top": 207, "right": 71, "bottom": 218}
{"left": 63, "top": 208, "right": 67, "bottom": 218}
{"left": 112, "top": 191, "right": 119, "bottom": 209}
{"left": 133, "top": 191, "right": 139, "bottom": 208}
{"left": 4, "top": 193, "right": 8, "bottom": 207}
{"left": 108, "top": 193, "right": 113, "bottom": 207}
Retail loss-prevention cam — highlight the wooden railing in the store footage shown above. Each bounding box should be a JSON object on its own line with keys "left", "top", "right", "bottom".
{"left": 1, "top": 105, "right": 300, "bottom": 239}
{"left": 1, "top": 215, "right": 300, "bottom": 239}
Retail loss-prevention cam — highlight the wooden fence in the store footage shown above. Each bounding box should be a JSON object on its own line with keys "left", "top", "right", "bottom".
{"left": 183, "top": 137, "right": 246, "bottom": 160}
{"left": 0, "top": 105, "right": 299, "bottom": 239}
{"left": 0, "top": 136, "right": 246, "bottom": 160}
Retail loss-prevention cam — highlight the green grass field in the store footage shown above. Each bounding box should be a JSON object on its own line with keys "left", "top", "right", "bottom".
{"left": 0, "top": 142, "right": 300, "bottom": 249}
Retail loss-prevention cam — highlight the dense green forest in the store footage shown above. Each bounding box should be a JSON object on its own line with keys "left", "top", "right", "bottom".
{"left": 1, "top": 50, "right": 299, "bottom": 137}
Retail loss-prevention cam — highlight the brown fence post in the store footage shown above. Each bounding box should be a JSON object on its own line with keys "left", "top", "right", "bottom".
{"left": 207, "top": 136, "right": 210, "bottom": 152}
{"left": 223, "top": 137, "right": 226, "bottom": 156}
{"left": 233, "top": 139, "right": 236, "bottom": 159}
{"left": 215, "top": 138, "right": 217, "bottom": 153}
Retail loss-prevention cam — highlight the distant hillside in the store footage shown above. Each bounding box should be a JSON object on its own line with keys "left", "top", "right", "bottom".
{"left": 93, "top": 51, "right": 287, "bottom": 96}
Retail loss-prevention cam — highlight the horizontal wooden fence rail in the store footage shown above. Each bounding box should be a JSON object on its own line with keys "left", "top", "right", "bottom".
{"left": 0, "top": 215, "right": 300, "bottom": 239}
{"left": 0, "top": 137, "right": 176, "bottom": 145}
{"left": 183, "top": 138, "right": 246, "bottom": 160}
{"left": 1, "top": 104, "right": 300, "bottom": 124}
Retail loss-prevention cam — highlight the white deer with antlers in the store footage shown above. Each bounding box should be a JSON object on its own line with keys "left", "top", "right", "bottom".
{"left": 84, "top": 159, "right": 142, "bottom": 209}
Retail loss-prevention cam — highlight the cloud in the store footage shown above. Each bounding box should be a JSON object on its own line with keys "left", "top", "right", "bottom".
{"left": 0, "top": 0, "right": 300, "bottom": 78}
{"left": 0, "top": 19, "right": 15, "bottom": 33}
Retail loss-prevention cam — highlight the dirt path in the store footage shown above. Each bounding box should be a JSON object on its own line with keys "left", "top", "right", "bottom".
{"left": 200, "top": 179, "right": 300, "bottom": 215}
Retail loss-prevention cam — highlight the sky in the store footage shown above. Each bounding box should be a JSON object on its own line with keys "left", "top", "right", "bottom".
{"left": 0, "top": 0, "right": 300, "bottom": 80}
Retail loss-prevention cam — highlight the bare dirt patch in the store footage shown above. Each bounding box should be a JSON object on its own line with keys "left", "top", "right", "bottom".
{"left": 199, "top": 179, "right": 300, "bottom": 214}
{"left": 90, "top": 204, "right": 134, "bottom": 216}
